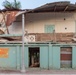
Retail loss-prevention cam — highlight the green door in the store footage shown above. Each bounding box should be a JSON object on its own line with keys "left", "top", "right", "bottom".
{"left": 45, "top": 25, "right": 55, "bottom": 33}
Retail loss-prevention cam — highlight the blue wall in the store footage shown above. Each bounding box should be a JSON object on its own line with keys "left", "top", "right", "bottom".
{"left": 0, "top": 43, "right": 76, "bottom": 70}
{"left": 72, "top": 46, "right": 76, "bottom": 69}
{"left": 40, "top": 46, "right": 49, "bottom": 69}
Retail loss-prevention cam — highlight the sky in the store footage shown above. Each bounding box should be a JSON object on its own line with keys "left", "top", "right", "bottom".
{"left": 0, "top": 0, "right": 76, "bottom": 9}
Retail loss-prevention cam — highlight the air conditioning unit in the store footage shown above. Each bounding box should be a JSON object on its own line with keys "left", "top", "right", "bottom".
{"left": 24, "top": 35, "right": 35, "bottom": 42}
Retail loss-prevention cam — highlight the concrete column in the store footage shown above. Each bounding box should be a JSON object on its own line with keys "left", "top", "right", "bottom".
{"left": 21, "top": 14, "right": 26, "bottom": 73}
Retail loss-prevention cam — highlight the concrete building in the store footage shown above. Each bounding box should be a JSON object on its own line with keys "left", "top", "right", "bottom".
{"left": 0, "top": 1, "right": 76, "bottom": 70}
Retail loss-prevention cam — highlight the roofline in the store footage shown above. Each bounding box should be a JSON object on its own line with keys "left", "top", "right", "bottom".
{"left": 0, "top": 9, "right": 32, "bottom": 13}
{"left": 13, "top": 1, "right": 76, "bottom": 17}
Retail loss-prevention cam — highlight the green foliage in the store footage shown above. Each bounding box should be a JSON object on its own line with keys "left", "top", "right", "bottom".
{"left": 2, "top": 0, "right": 21, "bottom": 9}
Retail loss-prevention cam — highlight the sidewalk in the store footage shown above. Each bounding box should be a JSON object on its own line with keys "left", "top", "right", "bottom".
{"left": 0, "top": 69, "right": 76, "bottom": 74}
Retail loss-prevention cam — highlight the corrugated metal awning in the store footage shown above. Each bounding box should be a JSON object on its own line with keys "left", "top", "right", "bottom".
{"left": 30, "top": 1, "right": 76, "bottom": 13}
{"left": 15, "top": 1, "right": 76, "bottom": 17}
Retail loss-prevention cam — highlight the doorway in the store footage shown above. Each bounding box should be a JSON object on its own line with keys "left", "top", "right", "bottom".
{"left": 29, "top": 47, "right": 40, "bottom": 68}
{"left": 60, "top": 47, "right": 72, "bottom": 68}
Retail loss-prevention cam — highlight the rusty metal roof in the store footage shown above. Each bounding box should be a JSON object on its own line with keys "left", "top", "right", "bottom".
{"left": 28, "top": 1, "right": 76, "bottom": 13}
{"left": 1, "top": 1, "right": 76, "bottom": 14}
{"left": 15, "top": 1, "right": 76, "bottom": 16}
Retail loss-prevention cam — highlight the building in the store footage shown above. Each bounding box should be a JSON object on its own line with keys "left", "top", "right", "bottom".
{"left": 9, "top": 1, "right": 76, "bottom": 43}
{"left": 0, "top": 1, "right": 76, "bottom": 70}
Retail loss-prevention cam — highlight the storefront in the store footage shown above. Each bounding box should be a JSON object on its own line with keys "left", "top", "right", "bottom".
{"left": 0, "top": 42, "right": 76, "bottom": 70}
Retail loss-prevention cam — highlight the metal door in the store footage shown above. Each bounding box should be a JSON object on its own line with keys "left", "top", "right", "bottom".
{"left": 60, "top": 47, "right": 72, "bottom": 68}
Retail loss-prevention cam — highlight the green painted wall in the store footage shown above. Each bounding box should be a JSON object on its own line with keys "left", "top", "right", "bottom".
{"left": 20, "top": 46, "right": 29, "bottom": 68}
{"left": 72, "top": 46, "right": 76, "bottom": 69}
{"left": 0, "top": 46, "right": 17, "bottom": 70}
{"left": 40, "top": 46, "right": 49, "bottom": 69}
{"left": 48, "top": 44, "right": 53, "bottom": 69}
{"left": 49, "top": 44, "right": 60, "bottom": 69}
{"left": 24, "top": 46, "right": 29, "bottom": 68}
{"left": 52, "top": 46, "right": 60, "bottom": 69}
{"left": 0, "top": 43, "right": 76, "bottom": 70}
{"left": 16, "top": 46, "right": 21, "bottom": 70}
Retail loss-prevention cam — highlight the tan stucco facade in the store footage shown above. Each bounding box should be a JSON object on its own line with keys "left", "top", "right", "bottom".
{"left": 8, "top": 12, "right": 76, "bottom": 34}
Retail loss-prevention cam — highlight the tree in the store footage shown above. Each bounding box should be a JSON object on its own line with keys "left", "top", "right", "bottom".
{"left": 2, "top": 0, "right": 21, "bottom": 10}
{"left": 2, "top": 0, "right": 21, "bottom": 34}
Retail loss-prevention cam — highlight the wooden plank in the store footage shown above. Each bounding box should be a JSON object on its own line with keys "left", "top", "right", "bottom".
{"left": 64, "top": 6, "right": 69, "bottom": 12}
{"left": 61, "top": 54, "right": 72, "bottom": 60}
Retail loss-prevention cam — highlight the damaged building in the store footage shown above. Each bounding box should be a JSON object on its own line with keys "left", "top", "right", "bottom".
{"left": 0, "top": 1, "right": 76, "bottom": 70}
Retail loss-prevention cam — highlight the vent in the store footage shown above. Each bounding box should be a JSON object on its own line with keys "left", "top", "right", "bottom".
{"left": 24, "top": 35, "right": 35, "bottom": 42}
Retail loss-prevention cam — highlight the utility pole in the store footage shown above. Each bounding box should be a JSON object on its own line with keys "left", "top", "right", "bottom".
{"left": 21, "top": 13, "right": 26, "bottom": 73}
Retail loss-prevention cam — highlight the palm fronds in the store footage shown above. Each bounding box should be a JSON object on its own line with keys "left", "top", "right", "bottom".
{"left": 2, "top": 0, "right": 21, "bottom": 10}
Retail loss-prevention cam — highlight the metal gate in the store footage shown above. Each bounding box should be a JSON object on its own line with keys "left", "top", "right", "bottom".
{"left": 60, "top": 47, "right": 72, "bottom": 68}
